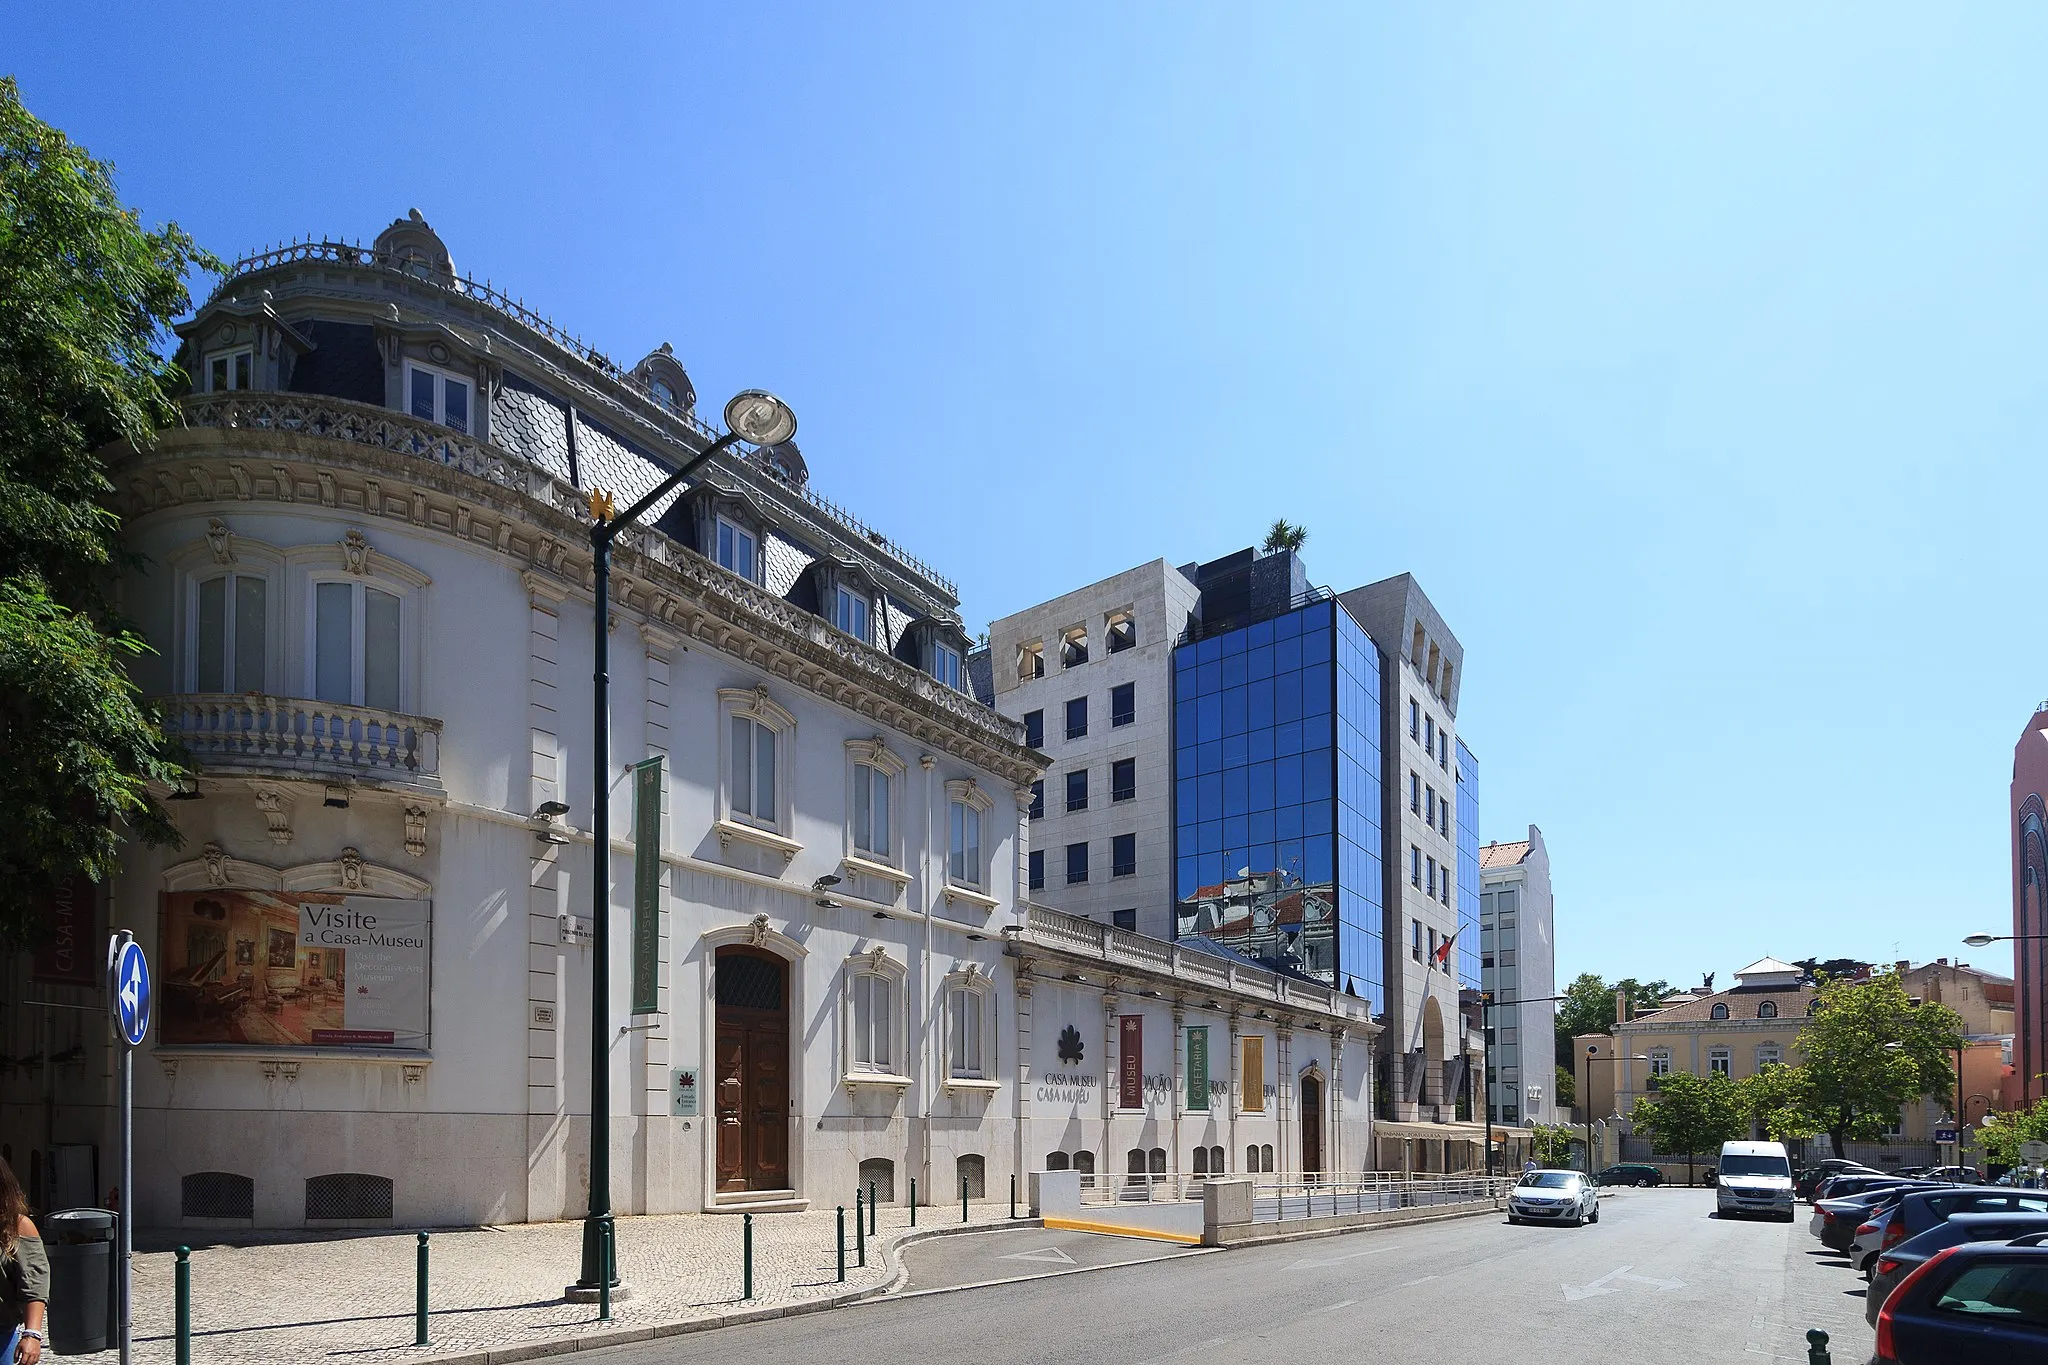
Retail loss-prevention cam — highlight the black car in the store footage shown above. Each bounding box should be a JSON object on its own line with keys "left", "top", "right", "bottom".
{"left": 1799, "top": 1161, "right": 1883, "bottom": 1201}
{"left": 1874, "top": 1237, "right": 2048, "bottom": 1362}
{"left": 1594, "top": 1163, "right": 1664, "bottom": 1188}
{"left": 1866, "top": 1212, "right": 2048, "bottom": 1328}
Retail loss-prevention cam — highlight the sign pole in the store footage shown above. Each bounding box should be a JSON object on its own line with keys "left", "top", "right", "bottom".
{"left": 107, "top": 928, "right": 151, "bottom": 1365}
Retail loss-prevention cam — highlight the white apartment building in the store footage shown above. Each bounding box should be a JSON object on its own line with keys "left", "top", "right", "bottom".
{"left": 981, "top": 561, "right": 1199, "bottom": 940}
{"left": 1479, "top": 828, "right": 1558, "bottom": 1126}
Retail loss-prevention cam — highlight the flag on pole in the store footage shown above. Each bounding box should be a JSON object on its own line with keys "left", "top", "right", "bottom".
{"left": 1432, "top": 928, "right": 1459, "bottom": 972}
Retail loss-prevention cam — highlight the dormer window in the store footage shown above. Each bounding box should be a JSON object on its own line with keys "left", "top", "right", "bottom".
{"left": 1758, "top": 1000, "right": 1778, "bottom": 1019}
{"left": 833, "top": 585, "right": 871, "bottom": 642}
{"left": 209, "top": 348, "right": 254, "bottom": 392}
{"left": 406, "top": 363, "right": 470, "bottom": 435}
{"left": 1710, "top": 1002, "right": 1729, "bottom": 1020}
{"left": 931, "top": 641, "right": 961, "bottom": 691}
{"left": 716, "top": 516, "right": 757, "bottom": 581}
{"left": 650, "top": 378, "right": 677, "bottom": 409}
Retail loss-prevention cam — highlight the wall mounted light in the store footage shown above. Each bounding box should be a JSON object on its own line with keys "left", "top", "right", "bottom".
{"left": 323, "top": 785, "right": 350, "bottom": 809}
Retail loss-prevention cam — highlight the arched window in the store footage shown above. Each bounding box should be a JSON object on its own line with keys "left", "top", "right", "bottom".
{"left": 859, "top": 1157, "right": 895, "bottom": 1204}
{"left": 1192, "top": 1147, "right": 1209, "bottom": 1177}
{"left": 1149, "top": 1148, "right": 1167, "bottom": 1175}
{"left": 1261, "top": 1144, "right": 1275, "bottom": 1173}
{"left": 1210, "top": 1145, "right": 1225, "bottom": 1174}
{"left": 1758, "top": 1000, "right": 1778, "bottom": 1020}
{"left": 1710, "top": 1002, "right": 1729, "bottom": 1020}
{"left": 957, "top": 1154, "right": 986, "bottom": 1199}
{"left": 1044, "top": 1151, "right": 1070, "bottom": 1172}
{"left": 1247, "top": 1144, "right": 1260, "bottom": 1173}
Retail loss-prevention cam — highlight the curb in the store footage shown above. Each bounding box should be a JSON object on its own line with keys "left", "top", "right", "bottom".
{"left": 1212, "top": 1200, "right": 1501, "bottom": 1251}
{"left": 404, "top": 1218, "right": 1034, "bottom": 1365}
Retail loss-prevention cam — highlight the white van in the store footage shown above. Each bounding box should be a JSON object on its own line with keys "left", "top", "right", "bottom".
{"left": 1716, "top": 1140, "right": 1795, "bottom": 1221}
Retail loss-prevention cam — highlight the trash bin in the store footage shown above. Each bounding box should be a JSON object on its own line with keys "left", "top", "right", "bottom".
{"left": 43, "top": 1208, "right": 115, "bottom": 1355}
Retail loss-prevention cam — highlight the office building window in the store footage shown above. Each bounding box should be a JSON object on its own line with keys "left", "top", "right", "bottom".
{"left": 1439, "top": 802, "right": 1450, "bottom": 838}
{"left": 1028, "top": 781, "right": 1044, "bottom": 820}
{"left": 1424, "top": 715, "right": 1434, "bottom": 752}
{"left": 1111, "top": 682, "right": 1135, "bottom": 726}
{"left": 1426, "top": 857, "right": 1437, "bottom": 896}
{"left": 1066, "top": 842, "right": 1088, "bottom": 884}
{"left": 1426, "top": 787, "right": 1436, "bottom": 825}
{"left": 1411, "top": 846, "right": 1422, "bottom": 887}
{"left": 1440, "top": 866, "right": 1451, "bottom": 906}
{"left": 1439, "top": 734, "right": 1449, "bottom": 771}
{"left": 1112, "top": 908, "right": 1137, "bottom": 931}
{"left": 1106, "top": 613, "right": 1136, "bottom": 653}
{"left": 1028, "top": 850, "right": 1044, "bottom": 891}
{"left": 1066, "top": 769, "right": 1089, "bottom": 813}
{"left": 1411, "top": 919, "right": 1422, "bottom": 961}
{"left": 1023, "top": 710, "right": 1043, "bottom": 749}
{"left": 1061, "top": 626, "right": 1089, "bottom": 668}
{"left": 1065, "top": 696, "right": 1088, "bottom": 740}
{"left": 1112, "top": 757, "right": 1136, "bottom": 802}
{"left": 1410, "top": 771, "right": 1420, "bottom": 813}
{"left": 1410, "top": 698, "right": 1420, "bottom": 739}
{"left": 1112, "top": 833, "right": 1136, "bottom": 878}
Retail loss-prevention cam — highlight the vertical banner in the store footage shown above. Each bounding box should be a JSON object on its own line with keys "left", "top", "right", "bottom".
{"left": 1119, "top": 1014, "right": 1144, "bottom": 1110}
{"left": 630, "top": 755, "right": 663, "bottom": 1015}
{"left": 34, "top": 872, "right": 98, "bottom": 986}
{"left": 1242, "top": 1035, "right": 1265, "bottom": 1112}
{"left": 1187, "top": 1026, "right": 1210, "bottom": 1111}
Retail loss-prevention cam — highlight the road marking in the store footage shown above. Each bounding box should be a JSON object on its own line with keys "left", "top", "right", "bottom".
{"left": 1309, "top": 1298, "right": 1359, "bottom": 1313}
{"left": 999, "top": 1246, "right": 1078, "bottom": 1265}
{"left": 1562, "top": 1264, "right": 1686, "bottom": 1302}
{"left": 1284, "top": 1245, "right": 1394, "bottom": 1270}
{"left": 1398, "top": 1275, "right": 1439, "bottom": 1289}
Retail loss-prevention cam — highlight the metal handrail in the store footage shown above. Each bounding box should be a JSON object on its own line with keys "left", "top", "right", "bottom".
{"left": 210, "top": 238, "right": 958, "bottom": 596}
{"left": 1176, "top": 585, "right": 1336, "bottom": 646}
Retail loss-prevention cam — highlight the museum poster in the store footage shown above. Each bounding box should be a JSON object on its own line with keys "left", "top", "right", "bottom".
{"left": 1119, "top": 1014, "right": 1144, "bottom": 1110}
{"left": 1187, "top": 1026, "right": 1209, "bottom": 1111}
{"left": 159, "top": 889, "right": 431, "bottom": 1048}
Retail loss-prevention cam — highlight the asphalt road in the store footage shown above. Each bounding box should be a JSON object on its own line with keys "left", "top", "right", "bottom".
{"left": 581, "top": 1187, "right": 1873, "bottom": 1365}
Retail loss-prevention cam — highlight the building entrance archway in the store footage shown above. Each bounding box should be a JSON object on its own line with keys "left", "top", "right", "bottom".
{"left": 714, "top": 946, "right": 790, "bottom": 1192}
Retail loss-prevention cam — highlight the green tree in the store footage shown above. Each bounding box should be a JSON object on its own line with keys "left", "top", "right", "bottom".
{"left": 1261, "top": 519, "right": 1307, "bottom": 554}
{"left": 1554, "top": 972, "right": 1675, "bottom": 1070}
{"left": 1630, "top": 1071, "right": 1748, "bottom": 1177}
{"left": 1796, "top": 972, "right": 1965, "bottom": 1157}
{"left": 0, "top": 76, "right": 216, "bottom": 948}
{"left": 1739, "top": 1062, "right": 1817, "bottom": 1143}
{"left": 1528, "top": 1123, "right": 1577, "bottom": 1168}
{"left": 1554, "top": 1063, "right": 1576, "bottom": 1111}
{"left": 1976, "top": 1098, "right": 2048, "bottom": 1169}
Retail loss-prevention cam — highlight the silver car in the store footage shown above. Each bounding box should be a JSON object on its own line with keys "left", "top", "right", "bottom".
{"left": 1508, "top": 1170, "right": 1600, "bottom": 1227}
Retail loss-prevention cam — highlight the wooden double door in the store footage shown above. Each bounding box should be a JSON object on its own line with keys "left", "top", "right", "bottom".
{"left": 1300, "top": 1075, "right": 1324, "bottom": 1175}
{"left": 714, "top": 946, "right": 790, "bottom": 1193}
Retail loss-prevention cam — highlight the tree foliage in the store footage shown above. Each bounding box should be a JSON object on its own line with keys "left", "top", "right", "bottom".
{"left": 0, "top": 76, "right": 216, "bottom": 947}
{"left": 1629, "top": 1071, "right": 1748, "bottom": 1161}
{"left": 1261, "top": 519, "right": 1308, "bottom": 554}
{"left": 1796, "top": 972, "right": 1964, "bottom": 1156}
{"left": 1528, "top": 1123, "right": 1578, "bottom": 1168}
{"left": 1554, "top": 1063, "right": 1576, "bottom": 1110}
{"left": 1739, "top": 1062, "right": 1818, "bottom": 1143}
{"left": 1976, "top": 1098, "right": 2048, "bottom": 1169}
{"left": 1554, "top": 972, "right": 1675, "bottom": 1070}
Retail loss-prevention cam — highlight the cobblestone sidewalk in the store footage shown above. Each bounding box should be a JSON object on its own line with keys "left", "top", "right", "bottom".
{"left": 75, "top": 1202, "right": 1024, "bottom": 1364}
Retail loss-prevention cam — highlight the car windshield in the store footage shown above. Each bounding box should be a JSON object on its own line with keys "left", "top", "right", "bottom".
{"left": 1721, "top": 1155, "right": 1791, "bottom": 1178}
{"left": 1520, "top": 1173, "right": 1579, "bottom": 1189}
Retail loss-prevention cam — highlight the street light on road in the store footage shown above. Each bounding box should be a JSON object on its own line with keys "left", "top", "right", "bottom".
{"left": 1583, "top": 1046, "right": 1654, "bottom": 1176}
{"left": 575, "top": 390, "right": 796, "bottom": 1296}
{"left": 1963, "top": 932, "right": 2048, "bottom": 947}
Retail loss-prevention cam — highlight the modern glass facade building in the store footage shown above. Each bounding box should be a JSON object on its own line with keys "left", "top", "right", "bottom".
{"left": 1455, "top": 738, "right": 1481, "bottom": 991}
{"left": 1172, "top": 596, "right": 1385, "bottom": 1014}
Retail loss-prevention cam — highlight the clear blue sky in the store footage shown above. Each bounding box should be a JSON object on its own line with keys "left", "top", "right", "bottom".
{"left": 13, "top": 4, "right": 2043, "bottom": 988}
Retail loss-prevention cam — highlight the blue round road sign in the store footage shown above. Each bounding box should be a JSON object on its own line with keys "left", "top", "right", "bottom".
{"left": 112, "top": 938, "right": 151, "bottom": 1048}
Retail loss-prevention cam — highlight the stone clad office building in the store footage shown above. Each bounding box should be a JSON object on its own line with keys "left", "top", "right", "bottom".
{"left": 0, "top": 213, "right": 1376, "bottom": 1230}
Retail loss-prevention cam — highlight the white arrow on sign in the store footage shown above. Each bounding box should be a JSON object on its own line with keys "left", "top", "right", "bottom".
{"left": 1562, "top": 1265, "right": 1685, "bottom": 1302}
{"left": 120, "top": 962, "right": 140, "bottom": 1021}
{"left": 1285, "top": 1245, "right": 1394, "bottom": 1270}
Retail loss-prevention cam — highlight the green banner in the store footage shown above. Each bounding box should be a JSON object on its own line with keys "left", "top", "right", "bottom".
{"left": 1187, "top": 1026, "right": 1209, "bottom": 1111}
{"left": 630, "top": 756, "right": 663, "bottom": 1015}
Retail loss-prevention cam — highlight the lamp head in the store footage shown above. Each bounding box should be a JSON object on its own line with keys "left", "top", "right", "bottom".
{"left": 724, "top": 390, "right": 797, "bottom": 447}
{"left": 536, "top": 800, "right": 570, "bottom": 819}
{"left": 1962, "top": 933, "right": 2000, "bottom": 948}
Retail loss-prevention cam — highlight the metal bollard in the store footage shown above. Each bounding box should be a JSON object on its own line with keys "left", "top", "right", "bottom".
{"left": 868, "top": 1181, "right": 878, "bottom": 1236}
{"left": 743, "top": 1213, "right": 754, "bottom": 1301}
{"left": 598, "top": 1220, "right": 612, "bottom": 1322}
{"left": 175, "top": 1246, "right": 192, "bottom": 1365}
{"left": 416, "top": 1232, "right": 430, "bottom": 1345}
{"left": 837, "top": 1206, "right": 847, "bottom": 1283}
{"left": 856, "top": 1190, "right": 866, "bottom": 1266}
{"left": 962, "top": 1176, "right": 969, "bottom": 1223}
{"left": 1806, "top": 1329, "right": 1830, "bottom": 1364}
{"left": 910, "top": 1176, "right": 917, "bottom": 1226}
{"left": 1010, "top": 1173, "right": 1017, "bottom": 1220}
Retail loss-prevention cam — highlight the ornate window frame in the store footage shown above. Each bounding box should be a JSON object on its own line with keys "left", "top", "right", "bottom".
{"left": 842, "top": 736, "right": 909, "bottom": 890}
{"left": 298, "top": 533, "right": 432, "bottom": 714}
{"left": 942, "top": 962, "right": 999, "bottom": 1092}
{"left": 943, "top": 778, "right": 1000, "bottom": 911}
{"left": 169, "top": 526, "right": 287, "bottom": 696}
{"left": 715, "top": 686, "right": 800, "bottom": 864}
{"left": 842, "top": 946, "right": 911, "bottom": 1095}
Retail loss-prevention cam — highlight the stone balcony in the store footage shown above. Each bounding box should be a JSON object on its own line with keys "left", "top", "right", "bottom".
{"left": 160, "top": 693, "right": 443, "bottom": 797}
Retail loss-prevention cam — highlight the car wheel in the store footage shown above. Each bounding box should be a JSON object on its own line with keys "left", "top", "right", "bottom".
{"left": 1589, "top": 1204, "right": 1600, "bottom": 1223}
{"left": 1635, "top": 1178, "right": 1650, "bottom": 1188}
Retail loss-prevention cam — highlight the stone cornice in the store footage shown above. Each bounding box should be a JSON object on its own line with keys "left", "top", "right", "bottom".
{"left": 114, "top": 402, "right": 1039, "bottom": 786}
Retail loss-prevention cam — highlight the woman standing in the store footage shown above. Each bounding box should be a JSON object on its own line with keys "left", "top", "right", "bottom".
{"left": 0, "top": 1157, "right": 47, "bottom": 1364}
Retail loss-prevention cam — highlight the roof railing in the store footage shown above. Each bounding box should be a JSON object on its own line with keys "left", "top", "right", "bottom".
{"left": 1175, "top": 585, "right": 1335, "bottom": 647}
{"left": 210, "top": 238, "right": 956, "bottom": 597}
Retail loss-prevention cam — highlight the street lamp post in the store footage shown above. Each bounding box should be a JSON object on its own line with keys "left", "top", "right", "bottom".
{"left": 574, "top": 390, "right": 796, "bottom": 1295}
{"left": 1583, "top": 1047, "right": 1654, "bottom": 1177}
{"left": 1477, "top": 991, "right": 1575, "bottom": 1174}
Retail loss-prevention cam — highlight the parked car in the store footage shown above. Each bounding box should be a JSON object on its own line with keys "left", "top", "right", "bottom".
{"left": 1818, "top": 1173, "right": 1929, "bottom": 1202}
{"left": 1799, "top": 1161, "right": 1882, "bottom": 1201}
{"left": 1814, "top": 1185, "right": 1950, "bottom": 1253}
{"left": 1507, "top": 1170, "right": 1600, "bottom": 1228}
{"left": 1866, "top": 1212, "right": 2048, "bottom": 1328}
{"left": 1921, "top": 1166, "right": 1983, "bottom": 1184}
{"left": 1859, "top": 1188, "right": 2048, "bottom": 1273}
{"left": 1594, "top": 1163, "right": 1664, "bottom": 1188}
{"left": 1872, "top": 1238, "right": 2048, "bottom": 1362}
{"left": 1716, "top": 1141, "right": 1795, "bottom": 1221}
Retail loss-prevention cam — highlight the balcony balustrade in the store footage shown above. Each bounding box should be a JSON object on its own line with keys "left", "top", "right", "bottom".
{"left": 161, "top": 693, "right": 442, "bottom": 793}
